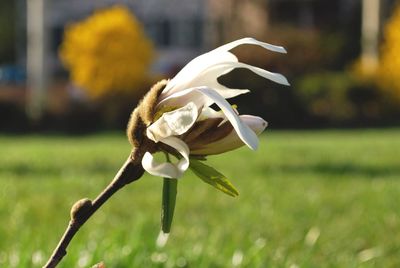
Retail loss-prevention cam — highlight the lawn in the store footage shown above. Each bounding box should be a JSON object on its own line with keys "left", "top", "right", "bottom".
{"left": 1, "top": 129, "right": 400, "bottom": 267}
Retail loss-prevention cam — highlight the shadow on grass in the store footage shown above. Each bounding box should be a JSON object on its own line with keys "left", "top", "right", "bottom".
{"left": 265, "top": 162, "right": 400, "bottom": 178}
{"left": 2, "top": 161, "right": 399, "bottom": 180}
{"left": 0, "top": 161, "right": 116, "bottom": 178}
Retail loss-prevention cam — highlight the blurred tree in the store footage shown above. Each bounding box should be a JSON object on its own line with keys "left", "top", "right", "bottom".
{"left": 59, "top": 5, "right": 154, "bottom": 99}
{"left": 0, "top": 1, "right": 16, "bottom": 63}
{"left": 378, "top": 3, "right": 400, "bottom": 101}
{"left": 297, "top": 72, "right": 356, "bottom": 123}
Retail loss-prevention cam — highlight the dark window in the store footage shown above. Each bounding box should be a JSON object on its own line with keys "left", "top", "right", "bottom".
{"left": 145, "top": 18, "right": 203, "bottom": 48}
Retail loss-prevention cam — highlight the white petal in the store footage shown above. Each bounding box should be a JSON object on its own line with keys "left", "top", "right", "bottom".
{"left": 166, "top": 38, "right": 286, "bottom": 96}
{"left": 191, "top": 115, "right": 267, "bottom": 155}
{"left": 196, "top": 87, "right": 259, "bottom": 150}
{"left": 167, "top": 60, "right": 287, "bottom": 102}
{"left": 158, "top": 85, "right": 247, "bottom": 112}
{"left": 160, "top": 38, "right": 288, "bottom": 101}
{"left": 158, "top": 86, "right": 259, "bottom": 150}
{"left": 147, "top": 102, "right": 198, "bottom": 142}
{"left": 142, "top": 152, "right": 182, "bottom": 178}
{"left": 141, "top": 137, "right": 190, "bottom": 179}
{"left": 161, "top": 51, "right": 238, "bottom": 97}
{"left": 230, "top": 62, "right": 290, "bottom": 86}
{"left": 198, "top": 106, "right": 225, "bottom": 121}
{"left": 193, "top": 61, "right": 290, "bottom": 87}
{"left": 157, "top": 88, "right": 211, "bottom": 110}
{"left": 187, "top": 62, "right": 251, "bottom": 99}
{"left": 161, "top": 136, "right": 190, "bottom": 172}
{"left": 240, "top": 115, "right": 268, "bottom": 134}
{"left": 160, "top": 60, "right": 288, "bottom": 108}
{"left": 213, "top": 37, "right": 287, "bottom": 54}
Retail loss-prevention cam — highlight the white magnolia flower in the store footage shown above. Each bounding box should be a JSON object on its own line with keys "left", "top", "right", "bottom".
{"left": 134, "top": 37, "right": 289, "bottom": 179}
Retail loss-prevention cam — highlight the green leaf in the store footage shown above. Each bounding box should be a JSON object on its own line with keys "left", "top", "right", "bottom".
{"left": 189, "top": 159, "right": 239, "bottom": 197}
{"left": 161, "top": 177, "right": 177, "bottom": 233}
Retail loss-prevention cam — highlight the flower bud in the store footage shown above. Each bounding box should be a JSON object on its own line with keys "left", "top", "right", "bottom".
{"left": 126, "top": 80, "right": 168, "bottom": 148}
{"left": 70, "top": 198, "right": 92, "bottom": 222}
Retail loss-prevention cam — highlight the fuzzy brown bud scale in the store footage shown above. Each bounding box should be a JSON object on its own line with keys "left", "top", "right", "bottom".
{"left": 70, "top": 198, "right": 92, "bottom": 222}
{"left": 126, "top": 79, "right": 168, "bottom": 161}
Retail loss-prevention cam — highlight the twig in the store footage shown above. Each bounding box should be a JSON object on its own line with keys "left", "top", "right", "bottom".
{"left": 43, "top": 155, "right": 144, "bottom": 268}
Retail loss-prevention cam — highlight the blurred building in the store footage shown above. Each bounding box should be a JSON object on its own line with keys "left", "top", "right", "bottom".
{"left": 7, "top": 0, "right": 399, "bottom": 122}
{"left": 16, "top": 0, "right": 275, "bottom": 77}
{"left": 19, "top": 0, "right": 206, "bottom": 76}
{"left": 9, "top": 0, "right": 271, "bottom": 119}
{"left": 19, "top": 0, "right": 398, "bottom": 71}
{"left": 48, "top": 0, "right": 210, "bottom": 74}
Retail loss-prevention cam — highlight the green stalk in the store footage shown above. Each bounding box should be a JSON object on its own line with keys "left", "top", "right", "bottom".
{"left": 161, "top": 154, "right": 178, "bottom": 233}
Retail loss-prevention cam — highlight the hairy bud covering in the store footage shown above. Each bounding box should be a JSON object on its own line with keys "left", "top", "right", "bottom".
{"left": 127, "top": 80, "right": 167, "bottom": 146}
{"left": 70, "top": 198, "right": 92, "bottom": 222}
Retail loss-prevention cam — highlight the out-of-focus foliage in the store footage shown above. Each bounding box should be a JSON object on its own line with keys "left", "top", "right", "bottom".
{"left": 59, "top": 5, "right": 154, "bottom": 99}
{"left": 378, "top": 4, "right": 400, "bottom": 101}
{"left": 234, "top": 28, "right": 345, "bottom": 76}
{"left": 350, "top": 58, "right": 377, "bottom": 85}
{"left": 0, "top": 1, "right": 16, "bottom": 63}
{"left": 297, "top": 72, "right": 356, "bottom": 122}
{"left": 224, "top": 25, "right": 390, "bottom": 128}
{"left": 296, "top": 71, "right": 391, "bottom": 126}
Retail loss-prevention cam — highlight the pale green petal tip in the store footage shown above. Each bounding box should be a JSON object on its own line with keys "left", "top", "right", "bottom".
{"left": 156, "top": 231, "right": 170, "bottom": 248}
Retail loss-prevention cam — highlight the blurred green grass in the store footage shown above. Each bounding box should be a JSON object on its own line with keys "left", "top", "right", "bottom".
{"left": 1, "top": 129, "right": 400, "bottom": 267}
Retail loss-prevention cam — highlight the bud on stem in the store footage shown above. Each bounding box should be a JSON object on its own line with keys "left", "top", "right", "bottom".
{"left": 44, "top": 155, "right": 144, "bottom": 268}
{"left": 70, "top": 198, "right": 92, "bottom": 222}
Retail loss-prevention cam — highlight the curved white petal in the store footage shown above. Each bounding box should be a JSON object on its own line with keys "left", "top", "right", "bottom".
{"left": 166, "top": 60, "right": 288, "bottom": 102}
{"left": 186, "top": 62, "right": 251, "bottom": 100}
{"left": 228, "top": 62, "right": 290, "bottom": 86}
{"left": 157, "top": 87, "right": 210, "bottom": 110}
{"left": 147, "top": 102, "right": 198, "bottom": 142}
{"left": 160, "top": 61, "right": 288, "bottom": 108}
{"left": 161, "top": 51, "right": 238, "bottom": 97}
{"left": 161, "top": 37, "right": 287, "bottom": 99}
{"left": 161, "top": 136, "right": 190, "bottom": 172}
{"left": 158, "top": 85, "right": 247, "bottom": 112}
{"left": 198, "top": 106, "right": 225, "bottom": 121}
{"left": 196, "top": 87, "right": 259, "bottom": 150}
{"left": 191, "top": 115, "right": 267, "bottom": 155}
{"left": 181, "top": 60, "right": 289, "bottom": 97}
{"left": 213, "top": 37, "right": 287, "bottom": 54}
{"left": 240, "top": 115, "right": 268, "bottom": 134}
{"left": 142, "top": 152, "right": 183, "bottom": 178}
{"left": 157, "top": 86, "right": 259, "bottom": 150}
{"left": 192, "top": 61, "right": 290, "bottom": 88}
{"left": 141, "top": 137, "right": 190, "bottom": 178}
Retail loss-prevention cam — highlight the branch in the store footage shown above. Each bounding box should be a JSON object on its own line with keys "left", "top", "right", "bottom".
{"left": 43, "top": 155, "right": 144, "bottom": 268}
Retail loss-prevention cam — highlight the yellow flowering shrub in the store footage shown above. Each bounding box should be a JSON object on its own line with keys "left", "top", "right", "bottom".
{"left": 377, "top": 4, "right": 400, "bottom": 101}
{"left": 60, "top": 6, "right": 154, "bottom": 99}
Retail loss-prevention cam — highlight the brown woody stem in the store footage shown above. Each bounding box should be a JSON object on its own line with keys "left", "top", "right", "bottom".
{"left": 43, "top": 155, "right": 144, "bottom": 268}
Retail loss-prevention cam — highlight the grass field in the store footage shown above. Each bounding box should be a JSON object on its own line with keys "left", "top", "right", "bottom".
{"left": 1, "top": 129, "right": 400, "bottom": 267}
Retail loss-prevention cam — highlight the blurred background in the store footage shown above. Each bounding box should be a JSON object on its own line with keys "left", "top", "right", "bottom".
{"left": 2, "top": 1, "right": 400, "bottom": 267}
{"left": 1, "top": 0, "right": 399, "bottom": 132}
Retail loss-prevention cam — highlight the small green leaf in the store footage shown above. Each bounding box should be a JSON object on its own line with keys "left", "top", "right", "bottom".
{"left": 189, "top": 159, "right": 239, "bottom": 197}
{"left": 161, "top": 178, "right": 177, "bottom": 233}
